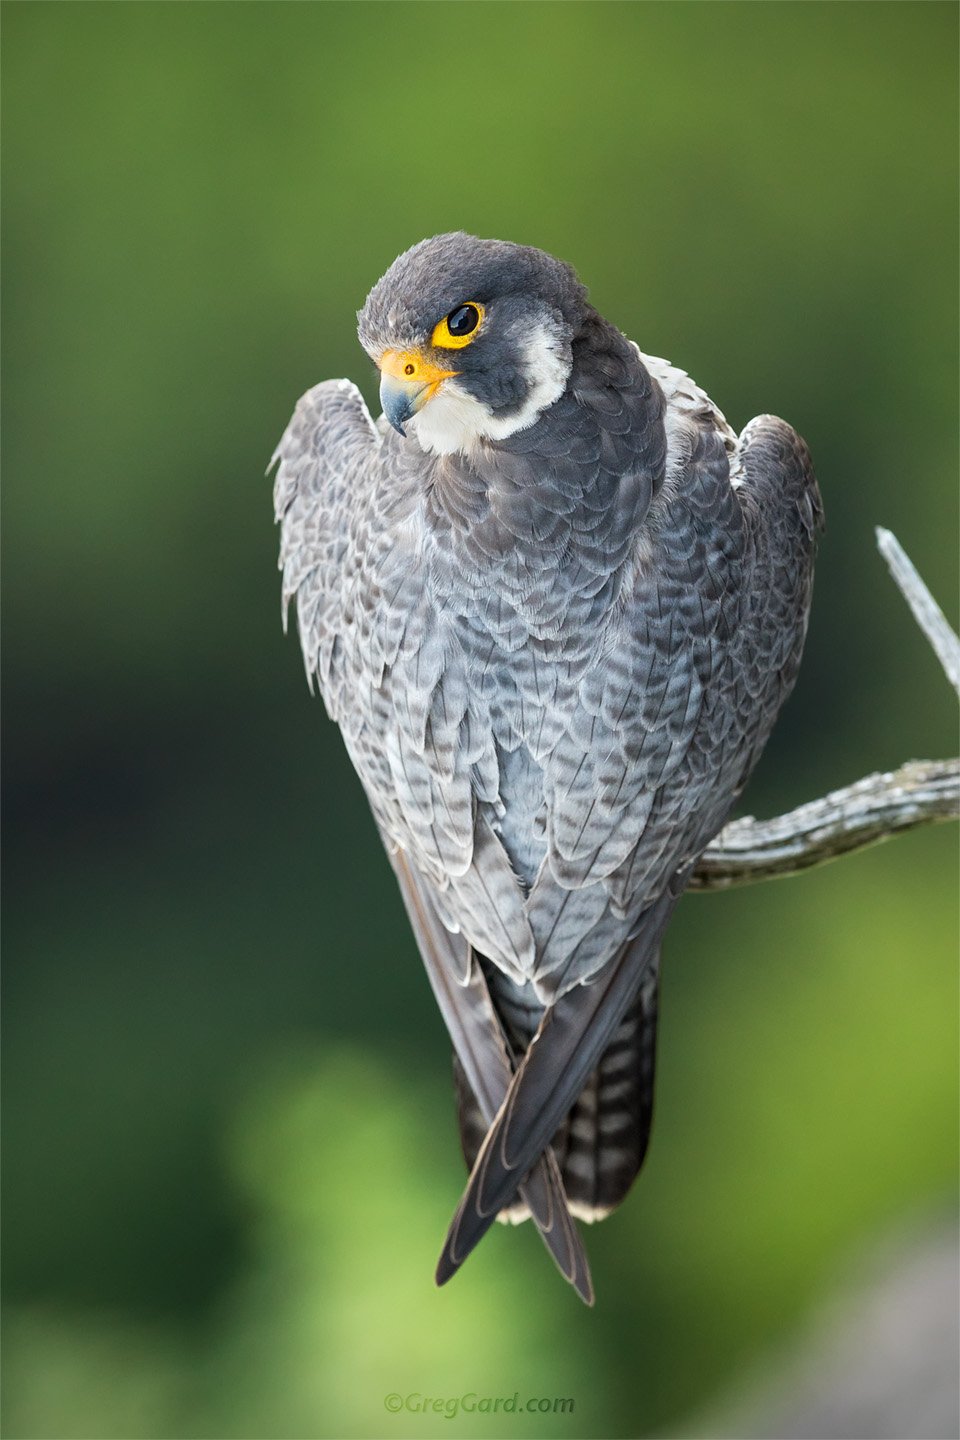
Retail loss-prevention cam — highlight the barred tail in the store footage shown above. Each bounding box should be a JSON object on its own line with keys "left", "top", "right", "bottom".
{"left": 454, "top": 952, "right": 661, "bottom": 1224}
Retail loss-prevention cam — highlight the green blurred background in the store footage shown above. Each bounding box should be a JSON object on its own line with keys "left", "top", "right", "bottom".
{"left": 2, "top": 3, "right": 957, "bottom": 1437}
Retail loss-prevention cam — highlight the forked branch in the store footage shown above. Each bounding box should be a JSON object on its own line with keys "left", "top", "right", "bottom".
{"left": 691, "top": 531, "right": 960, "bottom": 892}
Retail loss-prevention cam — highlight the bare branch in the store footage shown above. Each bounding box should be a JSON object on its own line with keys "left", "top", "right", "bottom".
{"left": 876, "top": 526, "right": 960, "bottom": 696}
{"left": 691, "top": 758, "right": 959, "bottom": 890}
{"left": 692, "top": 531, "right": 959, "bottom": 890}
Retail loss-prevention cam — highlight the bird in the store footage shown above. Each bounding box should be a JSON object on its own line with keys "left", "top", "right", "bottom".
{"left": 272, "top": 232, "right": 823, "bottom": 1305}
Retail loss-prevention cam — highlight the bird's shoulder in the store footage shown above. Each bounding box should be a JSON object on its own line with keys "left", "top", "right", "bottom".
{"left": 273, "top": 378, "right": 423, "bottom": 709}
{"left": 634, "top": 346, "right": 738, "bottom": 456}
{"left": 720, "top": 412, "right": 823, "bottom": 775}
{"left": 272, "top": 378, "right": 380, "bottom": 514}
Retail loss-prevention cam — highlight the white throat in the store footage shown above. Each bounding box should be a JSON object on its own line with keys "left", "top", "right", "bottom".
{"left": 408, "top": 324, "right": 570, "bottom": 457}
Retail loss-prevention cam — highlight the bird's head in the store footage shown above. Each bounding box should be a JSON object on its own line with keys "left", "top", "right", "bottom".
{"left": 357, "top": 233, "right": 588, "bottom": 455}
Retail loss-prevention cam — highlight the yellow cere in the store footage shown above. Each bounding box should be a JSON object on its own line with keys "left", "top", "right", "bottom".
{"left": 378, "top": 348, "right": 459, "bottom": 386}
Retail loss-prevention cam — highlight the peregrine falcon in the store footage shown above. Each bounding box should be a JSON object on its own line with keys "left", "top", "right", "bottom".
{"left": 273, "top": 233, "right": 822, "bottom": 1304}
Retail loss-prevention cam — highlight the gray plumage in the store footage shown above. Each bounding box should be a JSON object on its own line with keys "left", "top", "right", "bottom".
{"left": 273, "top": 232, "right": 822, "bottom": 1302}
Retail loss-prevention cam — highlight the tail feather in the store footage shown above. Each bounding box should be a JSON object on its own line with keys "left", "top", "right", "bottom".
{"left": 389, "top": 848, "right": 594, "bottom": 1303}
{"left": 559, "top": 957, "right": 659, "bottom": 1219}
{"left": 439, "top": 892, "right": 677, "bottom": 1286}
{"left": 457, "top": 954, "right": 661, "bottom": 1224}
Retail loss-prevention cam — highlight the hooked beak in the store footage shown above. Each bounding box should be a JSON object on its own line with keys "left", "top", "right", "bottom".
{"left": 379, "top": 371, "right": 425, "bottom": 437}
{"left": 378, "top": 349, "right": 457, "bottom": 436}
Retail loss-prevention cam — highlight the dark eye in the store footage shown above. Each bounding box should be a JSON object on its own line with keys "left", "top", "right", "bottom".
{"left": 431, "top": 301, "right": 485, "bottom": 350}
{"left": 447, "top": 304, "right": 480, "bottom": 337}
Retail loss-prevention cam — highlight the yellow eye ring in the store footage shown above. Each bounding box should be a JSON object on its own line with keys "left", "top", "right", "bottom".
{"left": 431, "top": 302, "right": 484, "bottom": 350}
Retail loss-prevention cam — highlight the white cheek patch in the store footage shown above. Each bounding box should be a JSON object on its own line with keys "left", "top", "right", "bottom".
{"left": 409, "top": 381, "right": 493, "bottom": 457}
{"left": 410, "top": 323, "right": 571, "bottom": 457}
